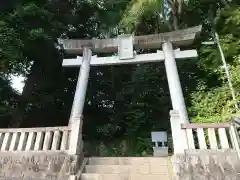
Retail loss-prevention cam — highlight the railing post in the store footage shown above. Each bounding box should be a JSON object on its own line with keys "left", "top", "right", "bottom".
{"left": 68, "top": 116, "right": 83, "bottom": 155}
{"left": 230, "top": 123, "right": 240, "bottom": 159}
{"left": 170, "top": 110, "right": 188, "bottom": 155}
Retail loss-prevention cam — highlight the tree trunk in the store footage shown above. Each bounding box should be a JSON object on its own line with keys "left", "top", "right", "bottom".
{"left": 9, "top": 60, "right": 41, "bottom": 128}
{"left": 172, "top": 14, "right": 178, "bottom": 30}
{"left": 172, "top": 5, "right": 179, "bottom": 30}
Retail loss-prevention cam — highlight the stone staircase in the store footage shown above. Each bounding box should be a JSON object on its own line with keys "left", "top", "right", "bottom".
{"left": 80, "top": 157, "right": 174, "bottom": 180}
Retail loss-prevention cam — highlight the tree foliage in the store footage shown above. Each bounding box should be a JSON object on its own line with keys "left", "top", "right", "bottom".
{"left": 189, "top": 5, "right": 240, "bottom": 123}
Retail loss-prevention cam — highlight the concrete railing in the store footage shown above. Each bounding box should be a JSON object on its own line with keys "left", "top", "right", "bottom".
{"left": 181, "top": 123, "right": 238, "bottom": 150}
{"left": 0, "top": 126, "right": 71, "bottom": 153}
{"left": 170, "top": 110, "right": 240, "bottom": 155}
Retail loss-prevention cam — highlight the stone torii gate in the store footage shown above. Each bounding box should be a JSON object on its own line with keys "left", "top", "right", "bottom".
{"left": 59, "top": 26, "right": 202, "bottom": 133}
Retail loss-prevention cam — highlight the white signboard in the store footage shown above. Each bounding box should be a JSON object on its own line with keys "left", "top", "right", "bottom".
{"left": 118, "top": 34, "right": 134, "bottom": 60}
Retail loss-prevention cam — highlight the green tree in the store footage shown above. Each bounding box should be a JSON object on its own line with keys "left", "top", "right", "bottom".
{"left": 189, "top": 5, "right": 240, "bottom": 123}
{"left": 119, "top": 0, "right": 184, "bottom": 32}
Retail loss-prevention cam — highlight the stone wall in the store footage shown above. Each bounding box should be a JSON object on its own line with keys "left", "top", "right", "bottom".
{"left": 172, "top": 149, "right": 240, "bottom": 180}
{"left": 0, "top": 152, "right": 81, "bottom": 180}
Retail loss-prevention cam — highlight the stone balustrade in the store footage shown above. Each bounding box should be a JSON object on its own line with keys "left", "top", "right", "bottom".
{"left": 0, "top": 125, "right": 83, "bottom": 180}
{"left": 181, "top": 123, "right": 239, "bottom": 150}
{"left": 170, "top": 111, "right": 240, "bottom": 179}
{"left": 0, "top": 126, "right": 71, "bottom": 153}
{"left": 170, "top": 110, "right": 240, "bottom": 155}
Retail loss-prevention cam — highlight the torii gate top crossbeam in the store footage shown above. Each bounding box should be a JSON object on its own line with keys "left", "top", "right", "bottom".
{"left": 58, "top": 26, "right": 202, "bottom": 54}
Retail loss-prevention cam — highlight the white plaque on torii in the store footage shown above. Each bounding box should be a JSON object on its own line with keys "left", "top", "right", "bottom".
{"left": 118, "top": 34, "right": 134, "bottom": 60}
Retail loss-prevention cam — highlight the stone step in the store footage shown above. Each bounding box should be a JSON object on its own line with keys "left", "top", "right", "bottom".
{"left": 88, "top": 157, "right": 169, "bottom": 165}
{"left": 81, "top": 173, "right": 172, "bottom": 180}
{"left": 85, "top": 165, "right": 170, "bottom": 174}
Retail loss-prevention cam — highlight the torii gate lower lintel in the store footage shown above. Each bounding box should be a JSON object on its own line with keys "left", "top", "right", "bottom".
{"left": 60, "top": 25, "right": 202, "bottom": 127}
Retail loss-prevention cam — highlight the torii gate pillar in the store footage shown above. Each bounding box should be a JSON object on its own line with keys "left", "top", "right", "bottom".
{"left": 163, "top": 42, "right": 189, "bottom": 123}
{"left": 69, "top": 47, "right": 92, "bottom": 126}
